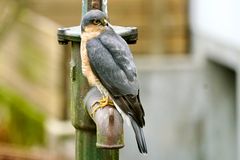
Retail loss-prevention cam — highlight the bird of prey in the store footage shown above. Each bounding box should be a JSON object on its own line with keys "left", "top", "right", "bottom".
{"left": 80, "top": 9, "right": 147, "bottom": 154}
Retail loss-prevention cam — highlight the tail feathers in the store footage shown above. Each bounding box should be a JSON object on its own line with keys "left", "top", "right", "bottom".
{"left": 130, "top": 116, "right": 148, "bottom": 154}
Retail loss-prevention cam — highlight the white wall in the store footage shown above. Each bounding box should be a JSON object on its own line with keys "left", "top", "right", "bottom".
{"left": 190, "top": 0, "right": 240, "bottom": 47}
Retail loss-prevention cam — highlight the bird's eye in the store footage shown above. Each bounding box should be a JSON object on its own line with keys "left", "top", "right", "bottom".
{"left": 92, "top": 19, "right": 101, "bottom": 25}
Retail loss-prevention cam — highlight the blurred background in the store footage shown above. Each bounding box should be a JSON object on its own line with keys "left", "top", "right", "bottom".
{"left": 0, "top": 0, "right": 239, "bottom": 159}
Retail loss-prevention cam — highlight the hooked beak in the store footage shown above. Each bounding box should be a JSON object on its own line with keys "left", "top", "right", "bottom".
{"left": 103, "top": 19, "right": 111, "bottom": 27}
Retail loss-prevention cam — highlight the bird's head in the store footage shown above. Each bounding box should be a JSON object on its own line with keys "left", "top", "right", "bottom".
{"left": 81, "top": 9, "right": 109, "bottom": 32}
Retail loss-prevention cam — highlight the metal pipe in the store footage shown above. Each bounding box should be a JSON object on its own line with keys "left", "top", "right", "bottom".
{"left": 84, "top": 87, "right": 124, "bottom": 149}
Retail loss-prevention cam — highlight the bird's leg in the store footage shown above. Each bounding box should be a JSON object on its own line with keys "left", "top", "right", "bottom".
{"left": 91, "top": 96, "right": 114, "bottom": 116}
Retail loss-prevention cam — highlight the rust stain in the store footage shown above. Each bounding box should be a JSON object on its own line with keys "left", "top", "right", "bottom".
{"left": 91, "top": 0, "right": 101, "bottom": 10}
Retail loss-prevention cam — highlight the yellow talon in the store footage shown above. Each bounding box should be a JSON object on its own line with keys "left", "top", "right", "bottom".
{"left": 91, "top": 96, "right": 114, "bottom": 116}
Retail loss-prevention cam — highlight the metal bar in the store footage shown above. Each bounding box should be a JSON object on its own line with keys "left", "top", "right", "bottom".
{"left": 57, "top": 25, "right": 138, "bottom": 44}
{"left": 82, "top": 0, "right": 88, "bottom": 16}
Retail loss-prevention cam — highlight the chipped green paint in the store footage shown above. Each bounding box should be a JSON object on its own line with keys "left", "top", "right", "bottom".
{"left": 70, "top": 42, "right": 94, "bottom": 130}
{"left": 76, "top": 130, "right": 119, "bottom": 160}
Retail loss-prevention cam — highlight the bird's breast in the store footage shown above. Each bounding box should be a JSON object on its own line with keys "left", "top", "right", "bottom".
{"left": 80, "top": 31, "right": 101, "bottom": 86}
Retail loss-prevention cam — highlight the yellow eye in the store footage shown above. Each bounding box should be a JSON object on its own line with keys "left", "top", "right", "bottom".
{"left": 93, "top": 19, "right": 101, "bottom": 25}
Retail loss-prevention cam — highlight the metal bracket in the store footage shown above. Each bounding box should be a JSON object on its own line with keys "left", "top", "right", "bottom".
{"left": 58, "top": 25, "right": 138, "bottom": 44}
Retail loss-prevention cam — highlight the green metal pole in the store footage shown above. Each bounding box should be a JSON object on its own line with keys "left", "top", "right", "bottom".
{"left": 70, "top": 40, "right": 119, "bottom": 160}
{"left": 57, "top": 0, "right": 138, "bottom": 159}
{"left": 72, "top": 1, "right": 119, "bottom": 160}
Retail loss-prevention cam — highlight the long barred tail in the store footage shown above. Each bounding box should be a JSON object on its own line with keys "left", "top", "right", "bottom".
{"left": 129, "top": 116, "right": 148, "bottom": 154}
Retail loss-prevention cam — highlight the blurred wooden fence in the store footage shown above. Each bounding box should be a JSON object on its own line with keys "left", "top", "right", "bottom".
{"left": 0, "top": 6, "right": 64, "bottom": 118}
{"left": 29, "top": 0, "right": 189, "bottom": 54}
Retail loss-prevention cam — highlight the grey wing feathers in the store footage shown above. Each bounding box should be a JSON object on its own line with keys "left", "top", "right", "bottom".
{"left": 86, "top": 38, "right": 138, "bottom": 96}
{"left": 99, "top": 28, "right": 138, "bottom": 82}
{"left": 86, "top": 28, "right": 145, "bottom": 127}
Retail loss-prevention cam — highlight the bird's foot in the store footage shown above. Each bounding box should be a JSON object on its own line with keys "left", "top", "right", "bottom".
{"left": 99, "top": 96, "right": 114, "bottom": 107}
{"left": 91, "top": 96, "right": 114, "bottom": 116}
